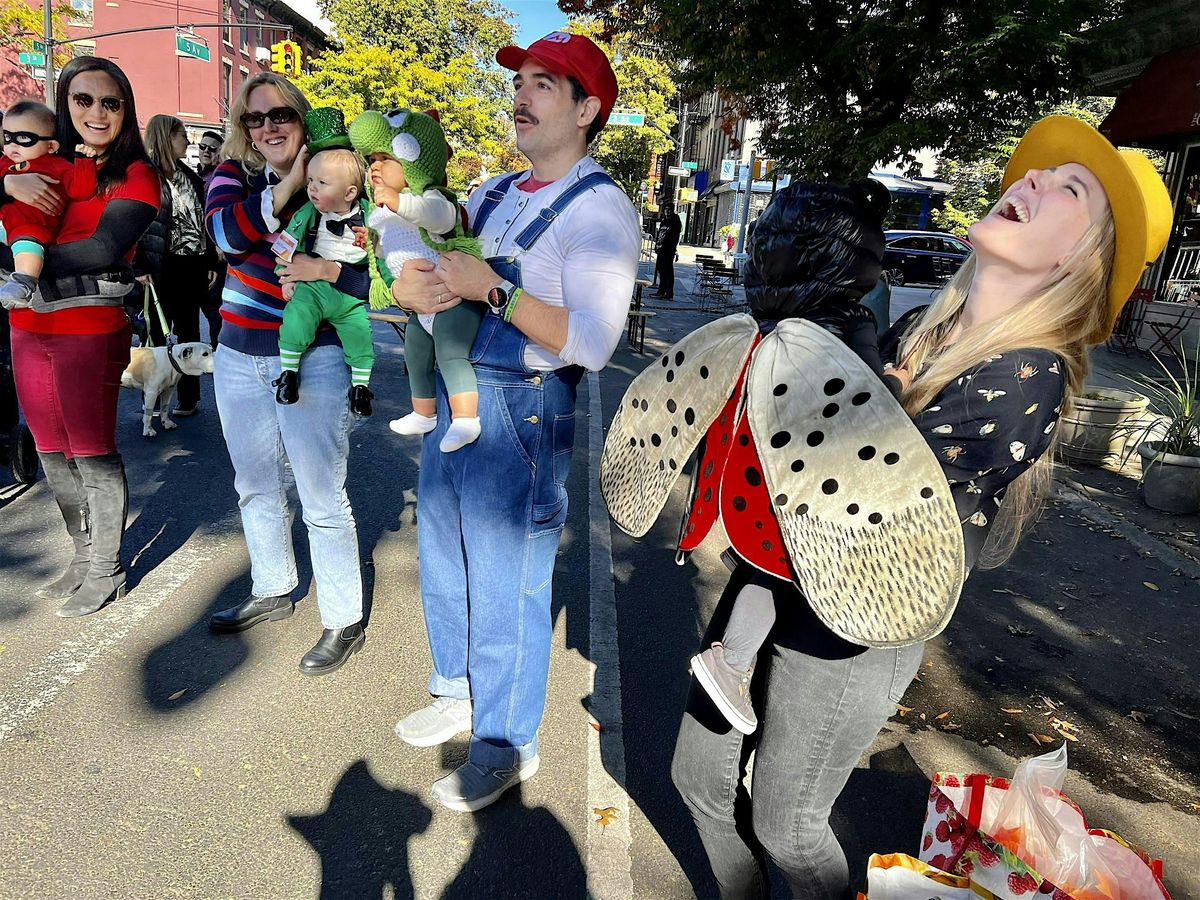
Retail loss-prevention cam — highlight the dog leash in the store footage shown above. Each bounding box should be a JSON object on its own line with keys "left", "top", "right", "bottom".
{"left": 142, "top": 281, "right": 171, "bottom": 349}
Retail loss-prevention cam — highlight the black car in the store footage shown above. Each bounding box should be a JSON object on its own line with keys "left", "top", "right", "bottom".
{"left": 882, "top": 231, "right": 971, "bottom": 286}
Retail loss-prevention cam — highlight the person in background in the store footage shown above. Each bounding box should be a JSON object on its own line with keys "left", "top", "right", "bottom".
{"left": 196, "top": 130, "right": 223, "bottom": 186}
{"left": 652, "top": 202, "right": 681, "bottom": 299}
{"left": 196, "top": 130, "right": 227, "bottom": 347}
{"left": 136, "top": 114, "right": 218, "bottom": 416}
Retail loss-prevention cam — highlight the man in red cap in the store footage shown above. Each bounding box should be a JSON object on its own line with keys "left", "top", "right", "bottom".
{"left": 389, "top": 32, "right": 641, "bottom": 812}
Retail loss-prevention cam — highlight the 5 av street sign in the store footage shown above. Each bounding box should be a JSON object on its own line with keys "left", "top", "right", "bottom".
{"left": 175, "top": 33, "right": 211, "bottom": 62}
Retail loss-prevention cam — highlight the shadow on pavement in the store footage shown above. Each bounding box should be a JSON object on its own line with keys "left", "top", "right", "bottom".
{"left": 288, "top": 759, "right": 433, "bottom": 900}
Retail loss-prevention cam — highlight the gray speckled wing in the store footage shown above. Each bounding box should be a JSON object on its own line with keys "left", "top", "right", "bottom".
{"left": 601, "top": 314, "right": 759, "bottom": 537}
{"left": 746, "top": 319, "right": 965, "bottom": 647}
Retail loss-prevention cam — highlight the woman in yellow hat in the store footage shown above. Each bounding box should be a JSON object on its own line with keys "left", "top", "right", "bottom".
{"left": 669, "top": 116, "right": 1172, "bottom": 899}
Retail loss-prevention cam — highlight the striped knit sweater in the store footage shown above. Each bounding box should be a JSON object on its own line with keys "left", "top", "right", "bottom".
{"left": 204, "top": 160, "right": 369, "bottom": 356}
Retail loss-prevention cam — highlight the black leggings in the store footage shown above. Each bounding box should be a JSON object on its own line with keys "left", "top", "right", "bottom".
{"left": 148, "top": 253, "right": 209, "bottom": 410}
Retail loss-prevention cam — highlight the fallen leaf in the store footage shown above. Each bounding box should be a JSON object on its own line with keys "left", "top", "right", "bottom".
{"left": 1028, "top": 733, "right": 1045, "bottom": 746}
{"left": 935, "top": 711, "right": 951, "bottom": 721}
{"left": 1029, "top": 733, "right": 1056, "bottom": 745}
{"left": 994, "top": 656, "right": 1006, "bottom": 663}
{"left": 1054, "top": 728, "right": 1079, "bottom": 742}
{"left": 1127, "top": 710, "right": 1148, "bottom": 723}
{"left": 193, "top": 767, "right": 202, "bottom": 779}
{"left": 168, "top": 689, "right": 187, "bottom": 702}
{"left": 1144, "top": 582, "right": 1159, "bottom": 591}
{"left": 992, "top": 588, "right": 1020, "bottom": 596}
{"left": 1001, "top": 707, "right": 1024, "bottom": 714}
{"left": 1007, "top": 624, "right": 1033, "bottom": 637}
{"left": 941, "top": 722, "right": 961, "bottom": 731}
{"left": 896, "top": 705, "right": 913, "bottom": 717}
{"left": 1041, "top": 696, "right": 1058, "bottom": 710}
{"left": 593, "top": 806, "right": 619, "bottom": 830}
{"left": 589, "top": 721, "right": 604, "bottom": 733}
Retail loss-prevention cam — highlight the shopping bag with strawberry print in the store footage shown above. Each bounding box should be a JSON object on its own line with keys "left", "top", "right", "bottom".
{"left": 856, "top": 852, "right": 998, "bottom": 899}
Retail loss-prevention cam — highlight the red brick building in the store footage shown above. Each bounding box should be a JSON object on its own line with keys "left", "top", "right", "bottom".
{"left": 2, "top": 0, "right": 329, "bottom": 139}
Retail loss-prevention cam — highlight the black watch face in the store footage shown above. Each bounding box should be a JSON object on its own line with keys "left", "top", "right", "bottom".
{"left": 490, "top": 287, "right": 508, "bottom": 309}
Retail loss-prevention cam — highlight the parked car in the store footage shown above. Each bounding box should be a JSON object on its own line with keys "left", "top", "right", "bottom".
{"left": 882, "top": 230, "right": 971, "bottom": 286}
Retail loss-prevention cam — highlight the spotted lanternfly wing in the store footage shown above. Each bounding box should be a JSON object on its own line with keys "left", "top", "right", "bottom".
{"left": 745, "top": 319, "right": 966, "bottom": 648}
{"left": 601, "top": 314, "right": 759, "bottom": 538}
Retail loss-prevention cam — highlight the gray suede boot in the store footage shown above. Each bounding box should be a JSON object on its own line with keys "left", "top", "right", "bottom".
{"left": 36, "top": 452, "right": 92, "bottom": 601}
{"left": 58, "top": 454, "right": 128, "bottom": 618}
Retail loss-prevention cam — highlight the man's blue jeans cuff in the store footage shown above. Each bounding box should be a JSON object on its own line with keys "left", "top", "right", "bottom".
{"left": 428, "top": 672, "right": 471, "bottom": 701}
{"left": 469, "top": 735, "right": 538, "bottom": 769}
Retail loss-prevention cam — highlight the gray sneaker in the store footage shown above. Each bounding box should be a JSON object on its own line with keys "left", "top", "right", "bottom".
{"left": 691, "top": 643, "right": 757, "bottom": 735}
{"left": 394, "top": 696, "right": 473, "bottom": 747}
{"left": 0, "top": 277, "right": 35, "bottom": 310}
{"left": 431, "top": 755, "right": 541, "bottom": 812}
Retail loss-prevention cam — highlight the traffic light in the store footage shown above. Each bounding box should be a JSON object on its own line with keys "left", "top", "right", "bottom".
{"left": 753, "top": 158, "right": 776, "bottom": 180}
{"left": 269, "top": 40, "right": 301, "bottom": 76}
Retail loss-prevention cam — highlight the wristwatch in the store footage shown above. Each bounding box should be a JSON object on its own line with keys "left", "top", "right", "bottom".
{"left": 486, "top": 279, "right": 518, "bottom": 315}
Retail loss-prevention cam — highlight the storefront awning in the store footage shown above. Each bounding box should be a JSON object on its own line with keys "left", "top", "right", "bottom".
{"left": 1100, "top": 46, "right": 1200, "bottom": 148}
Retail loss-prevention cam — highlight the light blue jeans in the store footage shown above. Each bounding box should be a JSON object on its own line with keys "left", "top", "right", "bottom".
{"left": 214, "top": 343, "right": 363, "bottom": 629}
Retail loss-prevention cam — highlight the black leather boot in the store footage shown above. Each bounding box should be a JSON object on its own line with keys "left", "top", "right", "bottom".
{"left": 209, "top": 594, "right": 294, "bottom": 633}
{"left": 36, "top": 452, "right": 92, "bottom": 601}
{"left": 349, "top": 385, "right": 373, "bottom": 417}
{"left": 274, "top": 370, "right": 299, "bottom": 405}
{"left": 58, "top": 454, "right": 127, "bottom": 618}
{"left": 298, "top": 623, "right": 365, "bottom": 675}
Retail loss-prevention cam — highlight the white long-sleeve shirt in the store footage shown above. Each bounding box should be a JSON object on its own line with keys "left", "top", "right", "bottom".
{"left": 466, "top": 157, "right": 641, "bottom": 372}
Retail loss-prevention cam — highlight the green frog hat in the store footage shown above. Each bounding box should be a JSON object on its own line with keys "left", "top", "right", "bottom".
{"left": 348, "top": 107, "right": 449, "bottom": 195}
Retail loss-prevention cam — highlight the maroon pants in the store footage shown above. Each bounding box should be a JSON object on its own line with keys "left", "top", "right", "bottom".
{"left": 11, "top": 325, "right": 131, "bottom": 459}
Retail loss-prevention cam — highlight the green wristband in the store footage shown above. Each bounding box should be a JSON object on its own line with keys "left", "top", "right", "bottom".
{"left": 502, "top": 287, "right": 523, "bottom": 323}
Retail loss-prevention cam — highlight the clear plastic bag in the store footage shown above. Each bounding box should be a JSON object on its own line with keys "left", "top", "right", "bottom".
{"left": 981, "top": 745, "right": 1164, "bottom": 900}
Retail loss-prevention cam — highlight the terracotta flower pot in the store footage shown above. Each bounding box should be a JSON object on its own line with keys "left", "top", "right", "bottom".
{"left": 1138, "top": 441, "right": 1200, "bottom": 514}
{"left": 1057, "top": 388, "right": 1149, "bottom": 466}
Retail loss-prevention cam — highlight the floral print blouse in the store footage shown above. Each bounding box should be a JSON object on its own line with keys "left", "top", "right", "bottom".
{"left": 881, "top": 310, "right": 1067, "bottom": 570}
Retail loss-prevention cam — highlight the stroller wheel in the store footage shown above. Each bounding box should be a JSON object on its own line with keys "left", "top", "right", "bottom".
{"left": 10, "top": 424, "right": 38, "bottom": 485}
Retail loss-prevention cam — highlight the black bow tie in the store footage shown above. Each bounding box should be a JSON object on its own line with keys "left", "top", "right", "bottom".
{"left": 266, "top": 171, "right": 282, "bottom": 186}
{"left": 325, "top": 212, "right": 364, "bottom": 237}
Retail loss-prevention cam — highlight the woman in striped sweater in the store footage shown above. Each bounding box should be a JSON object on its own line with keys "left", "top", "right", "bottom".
{"left": 204, "top": 73, "right": 368, "bottom": 675}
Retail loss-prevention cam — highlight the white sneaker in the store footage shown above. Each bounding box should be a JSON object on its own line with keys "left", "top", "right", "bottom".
{"left": 394, "top": 696, "right": 473, "bottom": 747}
{"left": 389, "top": 412, "right": 438, "bottom": 436}
{"left": 431, "top": 755, "right": 540, "bottom": 812}
{"left": 439, "top": 416, "right": 481, "bottom": 453}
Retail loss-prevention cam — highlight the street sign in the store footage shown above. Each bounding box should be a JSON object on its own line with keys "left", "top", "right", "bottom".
{"left": 175, "top": 33, "right": 211, "bottom": 62}
{"left": 676, "top": 188, "right": 698, "bottom": 203}
{"left": 609, "top": 108, "right": 645, "bottom": 127}
{"left": 667, "top": 165, "right": 691, "bottom": 177}
{"left": 719, "top": 159, "right": 738, "bottom": 181}
{"left": 18, "top": 52, "right": 45, "bottom": 66}
{"left": 682, "top": 161, "right": 697, "bottom": 170}
{"left": 32, "top": 40, "right": 47, "bottom": 52}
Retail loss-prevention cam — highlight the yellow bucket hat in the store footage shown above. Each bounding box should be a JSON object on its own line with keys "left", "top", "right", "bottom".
{"left": 1001, "top": 115, "right": 1173, "bottom": 342}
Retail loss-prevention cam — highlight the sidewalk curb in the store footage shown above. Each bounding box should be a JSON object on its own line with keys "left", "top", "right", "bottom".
{"left": 1053, "top": 478, "right": 1200, "bottom": 581}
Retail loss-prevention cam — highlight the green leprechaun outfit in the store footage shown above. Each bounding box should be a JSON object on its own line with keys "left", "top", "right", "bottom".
{"left": 275, "top": 108, "right": 377, "bottom": 397}
{"left": 348, "top": 108, "right": 483, "bottom": 406}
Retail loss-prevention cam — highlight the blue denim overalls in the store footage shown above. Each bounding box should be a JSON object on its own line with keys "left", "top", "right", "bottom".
{"left": 418, "top": 171, "right": 615, "bottom": 768}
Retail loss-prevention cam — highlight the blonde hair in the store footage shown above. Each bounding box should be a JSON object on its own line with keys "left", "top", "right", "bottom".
{"left": 224, "top": 72, "right": 311, "bottom": 174}
{"left": 144, "top": 114, "right": 185, "bottom": 180}
{"left": 896, "top": 213, "right": 1116, "bottom": 567}
{"left": 309, "top": 148, "right": 365, "bottom": 198}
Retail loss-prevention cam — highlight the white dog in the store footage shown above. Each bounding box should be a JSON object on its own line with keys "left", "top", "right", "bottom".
{"left": 121, "top": 342, "right": 216, "bottom": 437}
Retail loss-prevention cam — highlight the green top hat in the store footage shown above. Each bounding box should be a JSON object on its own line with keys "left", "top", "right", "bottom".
{"left": 305, "top": 107, "right": 352, "bottom": 153}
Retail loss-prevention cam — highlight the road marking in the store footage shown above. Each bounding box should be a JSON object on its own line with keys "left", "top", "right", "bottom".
{"left": 0, "top": 511, "right": 240, "bottom": 743}
{"left": 585, "top": 370, "right": 634, "bottom": 899}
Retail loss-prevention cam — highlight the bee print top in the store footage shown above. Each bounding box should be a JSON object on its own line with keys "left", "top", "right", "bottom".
{"left": 881, "top": 309, "right": 1066, "bottom": 570}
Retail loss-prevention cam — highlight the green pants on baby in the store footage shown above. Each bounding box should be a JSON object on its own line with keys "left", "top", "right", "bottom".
{"left": 278, "top": 281, "right": 374, "bottom": 387}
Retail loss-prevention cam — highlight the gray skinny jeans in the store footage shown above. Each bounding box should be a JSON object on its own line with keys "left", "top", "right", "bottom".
{"left": 672, "top": 564, "right": 924, "bottom": 899}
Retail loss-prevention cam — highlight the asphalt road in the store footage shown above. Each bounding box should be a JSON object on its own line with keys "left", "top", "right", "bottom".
{"left": 1, "top": 298, "right": 1197, "bottom": 898}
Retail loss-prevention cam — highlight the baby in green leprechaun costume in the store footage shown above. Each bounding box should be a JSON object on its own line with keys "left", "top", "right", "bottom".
{"left": 273, "top": 107, "right": 377, "bottom": 416}
{"left": 348, "top": 107, "right": 484, "bottom": 453}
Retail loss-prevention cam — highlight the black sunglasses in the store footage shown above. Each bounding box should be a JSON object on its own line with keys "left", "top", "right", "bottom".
{"left": 240, "top": 106, "right": 299, "bottom": 130}
{"left": 199, "top": 142, "right": 221, "bottom": 152}
{"left": 3, "top": 130, "right": 55, "bottom": 148}
{"left": 70, "top": 92, "right": 125, "bottom": 113}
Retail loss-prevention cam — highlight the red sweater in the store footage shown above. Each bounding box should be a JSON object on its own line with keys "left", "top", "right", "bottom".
{"left": 9, "top": 159, "right": 159, "bottom": 335}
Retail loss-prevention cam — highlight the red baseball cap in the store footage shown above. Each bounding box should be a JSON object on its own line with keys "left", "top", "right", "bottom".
{"left": 497, "top": 32, "right": 619, "bottom": 130}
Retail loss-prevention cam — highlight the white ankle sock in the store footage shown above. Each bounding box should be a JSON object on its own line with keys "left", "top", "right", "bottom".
{"left": 439, "top": 417, "right": 481, "bottom": 453}
{"left": 389, "top": 412, "right": 438, "bottom": 436}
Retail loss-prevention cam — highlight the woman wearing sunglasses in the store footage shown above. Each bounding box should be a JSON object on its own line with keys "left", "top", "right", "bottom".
{"left": 204, "top": 72, "right": 368, "bottom": 675}
{"left": 0, "top": 57, "right": 160, "bottom": 617}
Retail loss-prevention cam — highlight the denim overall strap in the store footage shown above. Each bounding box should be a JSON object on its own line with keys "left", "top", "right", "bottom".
{"left": 471, "top": 172, "right": 525, "bottom": 236}
{"left": 514, "top": 172, "right": 618, "bottom": 251}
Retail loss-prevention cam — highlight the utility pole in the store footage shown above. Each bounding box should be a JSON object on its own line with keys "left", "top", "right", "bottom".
{"left": 735, "top": 148, "right": 757, "bottom": 258}
{"left": 674, "top": 100, "right": 689, "bottom": 238}
{"left": 43, "top": 0, "right": 54, "bottom": 107}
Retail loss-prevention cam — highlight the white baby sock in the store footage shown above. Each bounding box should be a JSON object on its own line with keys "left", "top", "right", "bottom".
{"left": 439, "top": 417, "right": 482, "bottom": 453}
{"left": 389, "top": 412, "right": 438, "bottom": 436}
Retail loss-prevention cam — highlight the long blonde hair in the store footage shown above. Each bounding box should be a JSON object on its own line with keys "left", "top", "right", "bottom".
{"left": 224, "top": 72, "right": 310, "bottom": 174}
{"left": 144, "top": 114, "right": 184, "bottom": 180}
{"left": 896, "top": 214, "right": 1116, "bottom": 567}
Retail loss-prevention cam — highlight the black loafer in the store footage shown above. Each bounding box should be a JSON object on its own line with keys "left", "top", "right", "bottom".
{"left": 209, "top": 594, "right": 293, "bottom": 633}
{"left": 274, "top": 371, "right": 299, "bottom": 405}
{"left": 298, "top": 623, "right": 365, "bottom": 675}
{"left": 349, "top": 385, "right": 373, "bottom": 417}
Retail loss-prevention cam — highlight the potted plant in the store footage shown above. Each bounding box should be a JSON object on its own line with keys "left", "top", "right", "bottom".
{"left": 1122, "top": 343, "right": 1200, "bottom": 514}
{"left": 1056, "top": 386, "right": 1149, "bottom": 466}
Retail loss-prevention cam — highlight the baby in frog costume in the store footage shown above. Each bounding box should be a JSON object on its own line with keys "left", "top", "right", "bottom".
{"left": 349, "top": 108, "right": 484, "bottom": 453}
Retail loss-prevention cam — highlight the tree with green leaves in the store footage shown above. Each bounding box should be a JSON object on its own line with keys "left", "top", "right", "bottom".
{"left": 1, "top": 0, "right": 74, "bottom": 85}
{"left": 562, "top": 0, "right": 1114, "bottom": 181}
{"left": 296, "top": 0, "right": 515, "bottom": 190}
{"left": 931, "top": 96, "right": 1116, "bottom": 237}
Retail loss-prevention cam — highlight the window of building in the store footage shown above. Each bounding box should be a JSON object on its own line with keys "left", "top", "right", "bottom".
{"left": 69, "top": 0, "right": 93, "bottom": 26}
{"left": 72, "top": 39, "right": 96, "bottom": 58}
{"left": 222, "top": 60, "right": 233, "bottom": 112}
{"left": 223, "top": 0, "right": 234, "bottom": 46}
{"left": 239, "top": 3, "right": 250, "bottom": 53}
{"left": 255, "top": 10, "right": 265, "bottom": 47}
